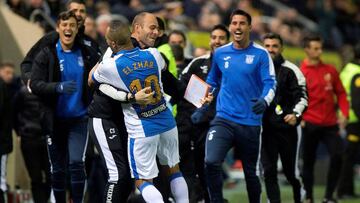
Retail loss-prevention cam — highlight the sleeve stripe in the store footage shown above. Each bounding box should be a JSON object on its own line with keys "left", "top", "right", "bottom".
{"left": 181, "top": 54, "right": 210, "bottom": 75}
{"left": 283, "top": 60, "right": 308, "bottom": 115}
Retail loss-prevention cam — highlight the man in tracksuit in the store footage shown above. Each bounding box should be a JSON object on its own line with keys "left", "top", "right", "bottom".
{"left": 300, "top": 34, "right": 349, "bottom": 203}
{"left": 261, "top": 33, "right": 308, "bottom": 203}
{"left": 337, "top": 42, "right": 360, "bottom": 199}
{"left": 30, "top": 11, "right": 100, "bottom": 203}
{"left": 200, "top": 9, "right": 276, "bottom": 203}
{"left": 178, "top": 24, "right": 230, "bottom": 202}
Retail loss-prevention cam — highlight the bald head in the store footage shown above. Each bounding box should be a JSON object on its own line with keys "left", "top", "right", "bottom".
{"left": 131, "top": 12, "right": 159, "bottom": 48}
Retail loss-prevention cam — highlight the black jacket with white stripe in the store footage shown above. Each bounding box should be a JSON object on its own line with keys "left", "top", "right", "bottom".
{"left": 263, "top": 55, "right": 308, "bottom": 129}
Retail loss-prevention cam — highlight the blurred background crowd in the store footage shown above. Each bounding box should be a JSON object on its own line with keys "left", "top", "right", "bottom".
{"left": 4, "top": 0, "right": 360, "bottom": 49}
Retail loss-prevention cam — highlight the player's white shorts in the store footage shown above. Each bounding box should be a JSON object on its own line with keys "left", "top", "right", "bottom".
{"left": 127, "top": 127, "right": 180, "bottom": 179}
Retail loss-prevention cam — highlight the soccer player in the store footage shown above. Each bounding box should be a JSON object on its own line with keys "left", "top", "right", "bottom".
{"left": 200, "top": 9, "right": 276, "bottom": 203}
{"left": 30, "top": 11, "right": 100, "bottom": 203}
{"left": 92, "top": 20, "right": 189, "bottom": 203}
{"left": 261, "top": 33, "right": 308, "bottom": 203}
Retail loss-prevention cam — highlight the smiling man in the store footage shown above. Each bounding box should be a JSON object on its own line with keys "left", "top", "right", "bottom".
{"left": 261, "top": 33, "right": 308, "bottom": 203}
{"left": 21, "top": 0, "right": 100, "bottom": 85}
{"left": 200, "top": 9, "right": 276, "bottom": 203}
{"left": 30, "top": 11, "right": 100, "bottom": 203}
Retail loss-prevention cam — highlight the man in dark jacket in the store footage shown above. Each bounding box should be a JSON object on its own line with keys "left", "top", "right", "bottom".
{"left": 30, "top": 11, "right": 100, "bottom": 203}
{"left": 21, "top": 0, "right": 100, "bottom": 84}
{"left": 13, "top": 84, "right": 51, "bottom": 203}
{"left": 261, "top": 33, "right": 308, "bottom": 203}
{"left": 0, "top": 70, "right": 13, "bottom": 203}
{"left": 179, "top": 24, "right": 229, "bottom": 203}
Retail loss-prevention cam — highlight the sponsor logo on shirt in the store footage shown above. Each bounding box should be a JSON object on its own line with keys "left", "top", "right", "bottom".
{"left": 224, "top": 56, "right": 231, "bottom": 61}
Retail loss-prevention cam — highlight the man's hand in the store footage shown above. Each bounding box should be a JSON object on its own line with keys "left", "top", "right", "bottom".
{"left": 338, "top": 113, "right": 348, "bottom": 130}
{"left": 251, "top": 98, "right": 267, "bottom": 114}
{"left": 56, "top": 81, "right": 77, "bottom": 94}
{"left": 133, "top": 87, "right": 155, "bottom": 105}
{"left": 284, "top": 113, "right": 297, "bottom": 126}
{"left": 191, "top": 105, "right": 209, "bottom": 124}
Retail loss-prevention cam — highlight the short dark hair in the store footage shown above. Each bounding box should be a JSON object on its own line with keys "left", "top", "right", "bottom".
{"left": 0, "top": 62, "right": 15, "bottom": 70}
{"left": 66, "top": 0, "right": 85, "bottom": 9}
{"left": 211, "top": 24, "right": 230, "bottom": 40}
{"left": 156, "top": 16, "right": 166, "bottom": 31}
{"left": 230, "top": 9, "right": 252, "bottom": 25}
{"left": 57, "top": 10, "right": 78, "bottom": 26}
{"left": 303, "top": 34, "right": 322, "bottom": 48}
{"left": 262, "top": 33, "right": 283, "bottom": 46}
{"left": 107, "top": 20, "right": 131, "bottom": 46}
{"left": 169, "top": 30, "right": 187, "bottom": 44}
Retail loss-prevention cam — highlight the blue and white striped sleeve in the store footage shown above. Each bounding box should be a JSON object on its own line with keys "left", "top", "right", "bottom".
{"left": 259, "top": 50, "right": 276, "bottom": 105}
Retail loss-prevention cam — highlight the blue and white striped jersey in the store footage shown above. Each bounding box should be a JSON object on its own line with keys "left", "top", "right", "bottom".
{"left": 93, "top": 47, "right": 176, "bottom": 138}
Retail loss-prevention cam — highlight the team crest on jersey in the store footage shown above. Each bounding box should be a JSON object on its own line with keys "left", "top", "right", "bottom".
{"left": 78, "top": 57, "right": 84, "bottom": 67}
{"left": 245, "top": 55, "right": 255, "bottom": 64}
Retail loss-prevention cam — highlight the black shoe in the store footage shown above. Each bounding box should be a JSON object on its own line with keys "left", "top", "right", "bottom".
{"left": 322, "top": 198, "right": 338, "bottom": 203}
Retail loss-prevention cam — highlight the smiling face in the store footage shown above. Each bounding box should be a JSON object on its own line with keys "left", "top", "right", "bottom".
{"left": 68, "top": 2, "right": 86, "bottom": 26}
{"left": 229, "top": 14, "right": 251, "bottom": 49}
{"left": 263, "top": 38, "right": 283, "bottom": 60}
{"left": 132, "top": 13, "right": 159, "bottom": 48}
{"left": 57, "top": 16, "right": 78, "bottom": 50}
{"left": 210, "top": 29, "right": 229, "bottom": 52}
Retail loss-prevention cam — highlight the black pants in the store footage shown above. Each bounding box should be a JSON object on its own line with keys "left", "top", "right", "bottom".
{"left": 261, "top": 125, "right": 302, "bottom": 203}
{"left": 88, "top": 117, "right": 132, "bottom": 203}
{"left": 21, "top": 138, "right": 51, "bottom": 203}
{"left": 337, "top": 123, "right": 360, "bottom": 196}
{"left": 178, "top": 123, "right": 209, "bottom": 203}
{"left": 302, "top": 122, "right": 343, "bottom": 200}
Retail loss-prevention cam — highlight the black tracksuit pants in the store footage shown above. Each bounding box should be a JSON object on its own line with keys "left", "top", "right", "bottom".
{"left": 261, "top": 124, "right": 303, "bottom": 203}
{"left": 88, "top": 117, "right": 132, "bottom": 203}
{"left": 302, "top": 122, "right": 344, "bottom": 200}
{"left": 337, "top": 123, "right": 360, "bottom": 196}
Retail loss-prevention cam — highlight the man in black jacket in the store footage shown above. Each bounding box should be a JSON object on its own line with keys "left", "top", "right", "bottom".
{"left": 30, "top": 11, "right": 100, "bottom": 203}
{"left": 261, "top": 33, "right": 308, "bottom": 203}
{"left": 13, "top": 85, "right": 51, "bottom": 203}
{"left": 21, "top": 0, "right": 100, "bottom": 84}
{"left": 179, "top": 24, "right": 230, "bottom": 202}
{"left": 0, "top": 68, "right": 13, "bottom": 203}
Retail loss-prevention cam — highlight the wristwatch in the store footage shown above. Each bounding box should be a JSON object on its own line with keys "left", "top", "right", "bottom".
{"left": 127, "top": 93, "right": 136, "bottom": 103}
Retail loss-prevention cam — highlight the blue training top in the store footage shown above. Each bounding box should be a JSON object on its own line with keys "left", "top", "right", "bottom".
{"left": 206, "top": 41, "right": 276, "bottom": 126}
{"left": 56, "top": 40, "right": 87, "bottom": 118}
